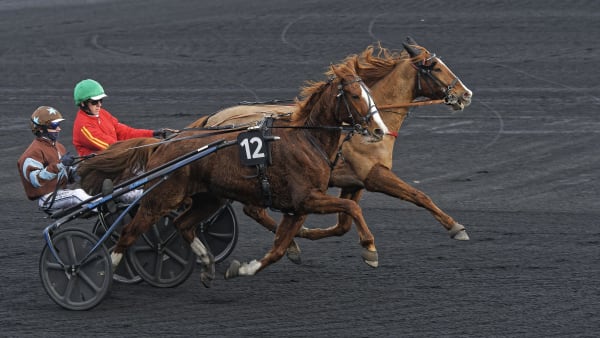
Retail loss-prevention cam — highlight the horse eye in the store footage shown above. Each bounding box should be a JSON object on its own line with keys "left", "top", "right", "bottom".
{"left": 352, "top": 94, "right": 360, "bottom": 99}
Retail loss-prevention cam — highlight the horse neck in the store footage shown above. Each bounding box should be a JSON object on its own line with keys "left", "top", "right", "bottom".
{"left": 370, "top": 60, "right": 417, "bottom": 132}
{"left": 298, "top": 89, "right": 343, "bottom": 156}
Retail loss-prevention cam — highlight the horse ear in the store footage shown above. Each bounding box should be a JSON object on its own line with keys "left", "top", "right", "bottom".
{"left": 402, "top": 42, "right": 421, "bottom": 57}
{"left": 405, "top": 36, "right": 418, "bottom": 46}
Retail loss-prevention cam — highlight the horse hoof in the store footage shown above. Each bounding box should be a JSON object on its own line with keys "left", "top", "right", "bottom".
{"left": 286, "top": 240, "right": 302, "bottom": 265}
{"left": 225, "top": 260, "right": 241, "bottom": 280}
{"left": 200, "top": 261, "right": 216, "bottom": 288}
{"left": 361, "top": 249, "right": 379, "bottom": 268}
{"left": 453, "top": 229, "right": 470, "bottom": 241}
{"left": 200, "top": 273, "right": 213, "bottom": 288}
{"left": 449, "top": 223, "right": 470, "bottom": 241}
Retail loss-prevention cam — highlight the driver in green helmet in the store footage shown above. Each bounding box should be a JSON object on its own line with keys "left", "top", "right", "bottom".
{"left": 72, "top": 79, "right": 173, "bottom": 157}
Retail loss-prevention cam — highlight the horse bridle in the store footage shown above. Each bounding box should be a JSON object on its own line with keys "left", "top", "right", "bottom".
{"left": 300, "top": 75, "right": 379, "bottom": 170}
{"left": 412, "top": 53, "right": 461, "bottom": 106}
{"left": 332, "top": 75, "right": 379, "bottom": 135}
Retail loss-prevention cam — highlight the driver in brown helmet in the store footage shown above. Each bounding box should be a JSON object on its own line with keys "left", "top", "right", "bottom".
{"left": 17, "top": 106, "right": 92, "bottom": 213}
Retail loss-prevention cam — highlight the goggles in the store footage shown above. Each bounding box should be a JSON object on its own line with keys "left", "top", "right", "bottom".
{"left": 88, "top": 99, "right": 103, "bottom": 106}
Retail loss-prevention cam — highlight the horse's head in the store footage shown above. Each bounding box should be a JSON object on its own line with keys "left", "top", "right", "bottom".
{"left": 403, "top": 37, "right": 472, "bottom": 111}
{"left": 329, "top": 59, "right": 391, "bottom": 142}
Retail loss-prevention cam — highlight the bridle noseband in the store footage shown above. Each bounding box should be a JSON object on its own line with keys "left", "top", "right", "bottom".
{"left": 412, "top": 53, "right": 460, "bottom": 105}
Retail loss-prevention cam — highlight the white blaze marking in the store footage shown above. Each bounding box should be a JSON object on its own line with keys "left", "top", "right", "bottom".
{"left": 360, "top": 85, "right": 390, "bottom": 135}
{"left": 437, "top": 58, "right": 472, "bottom": 98}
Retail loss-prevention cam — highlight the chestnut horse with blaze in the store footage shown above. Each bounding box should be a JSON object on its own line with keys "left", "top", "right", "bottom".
{"left": 78, "top": 59, "right": 389, "bottom": 283}
{"left": 187, "top": 37, "right": 473, "bottom": 266}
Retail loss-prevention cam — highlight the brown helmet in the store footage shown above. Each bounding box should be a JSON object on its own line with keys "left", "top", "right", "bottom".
{"left": 30, "top": 106, "right": 65, "bottom": 136}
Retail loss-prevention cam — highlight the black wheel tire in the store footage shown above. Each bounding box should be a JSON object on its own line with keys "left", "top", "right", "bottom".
{"left": 126, "top": 216, "right": 195, "bottom": 288}
{"left": 196, "top": 203, "right": 238, "bottom": 263}
{"left": 39, "top": 228, "right": 113, "bottom": 311}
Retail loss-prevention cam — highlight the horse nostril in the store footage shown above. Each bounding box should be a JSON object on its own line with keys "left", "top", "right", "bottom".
{"left": 373, "top": 129, "right": 384, "bottom": 138}
{"left": 463, "top": 91, "right": 472, "bottom": 99}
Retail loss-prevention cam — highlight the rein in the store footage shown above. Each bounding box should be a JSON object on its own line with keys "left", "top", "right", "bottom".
{"left": 378, "top": 99, "right": 445, "bottom": 110}
{"left": 75, "top": 125, "right": 248, "bottom": 160}
{"left": 77, "top": 74, "right": 381, "bottom": 167}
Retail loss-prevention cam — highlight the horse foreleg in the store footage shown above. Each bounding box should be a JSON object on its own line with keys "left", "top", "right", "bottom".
{"left": 225, "top": 214, "right": 307, "bottom": 279}
{"left": 243, "top": 204, "right": 303, "bottom": 265}
{"left": 363, "top": 163, "right": 469, "bottom": 240}
{"left": 291, "top": 188, "right": 360, "bottom": 237}
{"left": 243, "top": 204, "right": 277, "bottom": 232}
{"left": 299, "top": 192, "right": 378, "bottom": 268}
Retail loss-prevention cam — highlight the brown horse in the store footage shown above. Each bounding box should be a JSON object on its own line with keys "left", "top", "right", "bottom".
{"left": 186, "top": 37, "right": 473, "bottom": 266}
{"left": 78, "top": 58, "right": 390, "bottom": 283}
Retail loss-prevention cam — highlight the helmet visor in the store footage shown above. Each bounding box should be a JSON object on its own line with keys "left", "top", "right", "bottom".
{"left": 90, "top": 93, "right": 107, "bottom": 101}
{"left": 48, "top": 118, "right": 65, "bottom": 129}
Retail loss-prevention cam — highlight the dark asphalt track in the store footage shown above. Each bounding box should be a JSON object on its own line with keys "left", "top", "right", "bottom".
{"left": 1, "top": 1, "right": 599, "bottom": 337}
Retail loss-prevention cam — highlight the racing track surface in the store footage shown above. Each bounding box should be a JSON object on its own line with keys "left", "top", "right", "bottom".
{"left": 1, "top": 1, "right": 599, "bottom": 336}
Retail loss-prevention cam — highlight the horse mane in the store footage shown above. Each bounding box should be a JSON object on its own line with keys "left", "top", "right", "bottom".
{"left": 77, "top": 137, "right": 160, "bottom": 194}
{"left": 290, "top": 80, "right": 329, "bottom": 123}
{"left": 342, "top": 43, "right": 429, "bottom": 88}
{"left": 291, "top": 58, "right": 358, "bottom": 123}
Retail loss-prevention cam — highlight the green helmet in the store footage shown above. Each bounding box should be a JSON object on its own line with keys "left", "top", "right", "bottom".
{"left": 73, "top": 79, "right": 108, "bottom": 105}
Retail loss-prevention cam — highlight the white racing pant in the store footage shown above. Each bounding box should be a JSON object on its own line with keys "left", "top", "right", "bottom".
{"left": 119, "top": 189, "right": 143, "bottom": 204}
{"left": 39, "top": 188, "right": 144, "bottom": 213}
{"left": 39, "top": 188, "right": 92, "bottom": 212}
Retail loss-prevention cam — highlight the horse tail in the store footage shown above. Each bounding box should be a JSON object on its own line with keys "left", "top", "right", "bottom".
{"left": 77, "top": 137, "right": 160, "bottom": 195}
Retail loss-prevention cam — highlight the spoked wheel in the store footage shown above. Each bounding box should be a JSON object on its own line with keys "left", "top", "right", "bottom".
{"left": 126, "top": 216, "right": 195, "bottom": 288}
{"left": 39, "top": 228, "right": 113, "bottom": 311}
{"left": 196, "top": 202, "right": 238, "bottom": 263}
{"left": 92, "top": 209, "right": 142, "bottom": 284}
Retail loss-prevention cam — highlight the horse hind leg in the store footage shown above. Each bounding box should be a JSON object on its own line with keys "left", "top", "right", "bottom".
{"left": 112, "top": 176, "right": 193, "bottom": 271}
{"left": 112, "top": 208, "right": 163, "bottom": 271}
{"left": 243, "top": 204, "right": 302, "bottom": 265}
{"left": 173, "top": 198, "right": 215, "bottom": 288}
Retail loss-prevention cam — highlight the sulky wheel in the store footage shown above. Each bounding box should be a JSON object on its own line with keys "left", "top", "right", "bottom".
{"left": 196, "top": 202, "right": 238, "bottom": 263}
{"left": 126, "top": 216, "right": 195, "bottom": 288}
{"left": 92, "top": 210, "right": 142, "bottom": 284}
{"left": 39, "top": 228, "right": 113, "bottom": 311}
